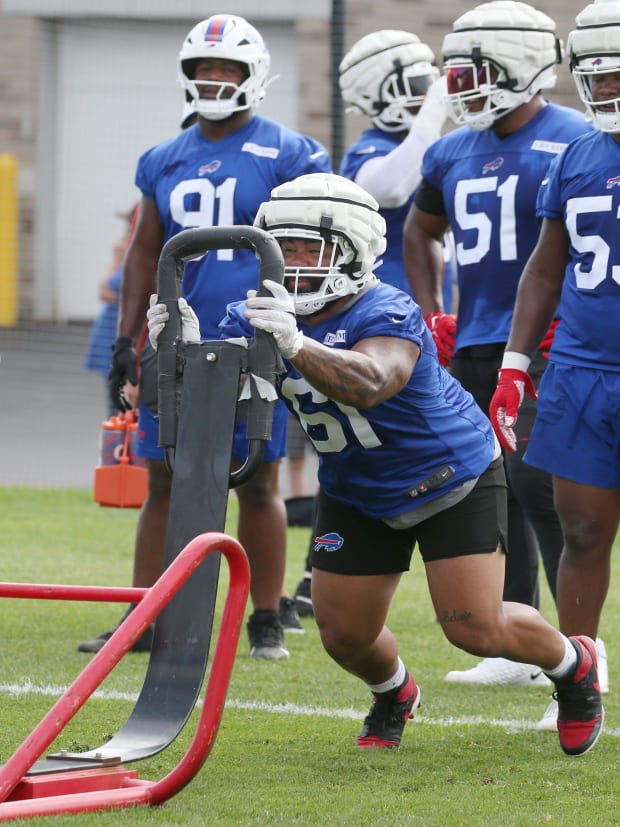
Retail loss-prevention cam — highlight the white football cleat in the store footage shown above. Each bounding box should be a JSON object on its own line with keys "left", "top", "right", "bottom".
{"left": 535, "top": 698, "right": 559, "bottom": 732}
{"left": 444, "top": 657, "right": 551, "bottom": 687}
{"left": 596, "top": 637, "right": 609, "bottom": 694}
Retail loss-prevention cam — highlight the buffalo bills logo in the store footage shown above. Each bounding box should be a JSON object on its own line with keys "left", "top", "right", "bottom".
{"left": 198, "top": 161, "right": 222, "bottom": 176}
{"left": 606, "top": 175, "right": 620, "bottom": 189}
{"left": 482, "top": 157, "right": 504, "bottom": 174}
{"left": 314, "top": 532, "right": 344, "bottom": 553}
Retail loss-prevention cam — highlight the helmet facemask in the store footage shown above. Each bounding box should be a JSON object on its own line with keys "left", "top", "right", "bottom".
{"left": 567, "top": 0, "right": 620, "bottom": 133}
{"left": 374, "top": 60, "right": 439, "bottom": 132}
{"left": 445, "top": 51, "right": 556, "bottom": 130}
{"left": 177, "top": 15, "right": 271, "bottom": 122}
{"left": 182, "top": 59, "right": 252, "bottom": 121}
{"left": 270, "top": 226, "right": 374, "bottom": 316}
{"left": 445, "top": 56, "right": 507, "bottom": 130}
{"left": 441, "top": 1, "right": 562, "bottom": 131}
{"left": 255, "top": 173, "right": 387, "bottom": 316}
{"left": 573, "top": 58, "right": 620, "bottom": 132}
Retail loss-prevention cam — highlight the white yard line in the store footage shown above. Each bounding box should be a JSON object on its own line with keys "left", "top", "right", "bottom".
{"left": 0, "top": 680, "right": 617, "bottom": 736}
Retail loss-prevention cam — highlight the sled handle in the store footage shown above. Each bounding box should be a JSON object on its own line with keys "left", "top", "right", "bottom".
{"left": 156, "top": 226, "right": 284, "bottom": 452}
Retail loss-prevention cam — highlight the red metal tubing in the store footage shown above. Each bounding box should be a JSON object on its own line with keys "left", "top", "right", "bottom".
{"left": 147, "top": 536, "right": 250, "bottom": 805}
{"left": 0, "top": 584, "right": 147, "bottom": 603}
{"left": 0, "top": 786, "right": 153, "bottom": 821}
{"left": 0, "top": 532, "right": 249, "bottom": 811}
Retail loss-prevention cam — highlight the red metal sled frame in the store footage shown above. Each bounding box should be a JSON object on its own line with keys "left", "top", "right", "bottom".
{"left": 0, "top": 531, "right": 250, "bottom": 821}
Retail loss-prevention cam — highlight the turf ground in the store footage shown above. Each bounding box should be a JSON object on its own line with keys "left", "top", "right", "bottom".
{"left": 1, "top": 486, "right": 619, "bottom": 826}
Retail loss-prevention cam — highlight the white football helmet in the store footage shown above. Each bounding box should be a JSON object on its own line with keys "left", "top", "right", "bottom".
{"left": 442, "top": 1, "right": 562, "bottom": 130}
{"left": 254, "top": 173, "right": 387, "bottom": 316}
{"left": 568, "top": 1, "right": 620, "bottom": 133}
{"left": 339, "top": 30, "right": 439, "bottom": 133}
{"left": 178, "top": 14, "right": 270, "bottom": 121}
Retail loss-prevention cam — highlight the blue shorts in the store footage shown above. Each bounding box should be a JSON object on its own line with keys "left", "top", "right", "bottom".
{"left": 136, "top": 399, "right": 288, "bottom": 463}
{"left": 525, "top": 362, "right": 620, "bottom": 488}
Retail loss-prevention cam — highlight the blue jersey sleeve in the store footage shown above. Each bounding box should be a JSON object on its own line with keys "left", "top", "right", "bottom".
{"left": 278, "top": 133, "right": 331, "bottom": 179}
{"left": 135, "top": 147, "right": 157, "bottom": 200}
{"left": 108, "top": 265, "right": 123, "bottom": 296}
{"left": 536, "top": 151, "right": 564, "bottom": 220}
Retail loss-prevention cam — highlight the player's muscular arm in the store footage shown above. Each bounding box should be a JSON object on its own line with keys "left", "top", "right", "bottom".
{"left": 507, "top": 218, "right": 568, "bottom": 356}
{"left": 403, "top": 204, "right": 449, "bottom": 316}
{"left": 118, "top": 197, "right": 164, "bottom": 341}
{"left": 290, "top": 336, "right": 420, "bottom": 410}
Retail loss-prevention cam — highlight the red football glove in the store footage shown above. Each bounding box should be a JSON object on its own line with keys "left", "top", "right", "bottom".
{"left": 539, "top": 318, "right": 559, "bottom": 360}
{"left": 489, "top": 368, "right": 537, "bottom": 452}
{"left": 425, "top": 312, "right": 457, "bottom": 367}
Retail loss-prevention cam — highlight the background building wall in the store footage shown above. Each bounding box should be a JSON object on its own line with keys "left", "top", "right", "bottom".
{"left": 0, "top": 15, "right": 37, "bottom": 318}
{"left": 0, "top": 0, "right": 589, "bottom": 321}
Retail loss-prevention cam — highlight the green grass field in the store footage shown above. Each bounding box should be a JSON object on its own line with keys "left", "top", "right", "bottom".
{"left": 1, "top": 486, "right": 619, "bottom": 826}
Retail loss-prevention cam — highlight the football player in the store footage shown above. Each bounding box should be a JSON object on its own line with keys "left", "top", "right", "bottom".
{"left": 338, "top": 30, "right": 451, "bottom": 299}
{"left": 402, "top": 1, "right": 601, "bottom": 705}
{"left": 148, "top": 172, "right": 603, "bottom": 758}
{"left": 83, "top": 14, "right": 331, "bottom": 661}
{"left": 291, "top": 31, "right": 455, "bottom": 619}
{"left": 490, "top": 0, "right": 620, "bottom": 733}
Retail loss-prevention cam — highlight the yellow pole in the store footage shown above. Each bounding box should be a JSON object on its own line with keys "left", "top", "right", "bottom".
{"left": 0, "top": 153, "right": 18, "bottom": 326}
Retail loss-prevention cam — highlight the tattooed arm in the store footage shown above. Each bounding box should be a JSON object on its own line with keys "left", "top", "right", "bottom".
{"left": 243, "top": 279, "right": 420, "bottom": 409}
{"left": 289, "top": 335, "right": 420, "bottom": 410}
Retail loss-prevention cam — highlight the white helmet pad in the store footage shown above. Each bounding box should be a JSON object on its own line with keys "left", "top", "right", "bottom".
{"left": 255, "top": 174, "right": 387, "bottom": 315}
{"left": 442, "top": 1, "right": 561, "bottom": 129}
{"left": 339, "top": 30, "right": 439, "bottom": 132}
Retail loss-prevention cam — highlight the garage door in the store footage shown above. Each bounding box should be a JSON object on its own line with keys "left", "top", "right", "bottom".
{"left": 44, "top": 18, "right": 297, "bottom": 320}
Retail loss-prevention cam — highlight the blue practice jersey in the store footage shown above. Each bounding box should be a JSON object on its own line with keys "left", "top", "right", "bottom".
{"left": 537, "top": 130, "right": 620, "bottom": 371}
{"left": 221, "top": 282, "right": 496, "bottom": 519}
{"left": 420, "top": 103, "right": 591, "bottom": 350}
{"left": 136, "top": 116, "right": 330, "bottom": 336}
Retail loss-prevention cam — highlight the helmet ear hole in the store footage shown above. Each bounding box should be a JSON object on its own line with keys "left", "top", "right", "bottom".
{"left": 493, "top": 89, "right": 511, "bottom": 108}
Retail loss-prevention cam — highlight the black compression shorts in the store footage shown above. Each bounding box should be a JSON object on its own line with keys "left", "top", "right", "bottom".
{"left": 310, "top": 457, "right": 507, "bottom": 575}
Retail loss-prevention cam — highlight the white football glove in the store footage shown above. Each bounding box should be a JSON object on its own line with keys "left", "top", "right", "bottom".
{"left": 244, "top": 279, "right": 304, "bottom": 359}
{"left": 415, "top": 76, "right": 449, "bottom": 137}
{"left": 146, "top": 294, "right": 201, "bottom": 351}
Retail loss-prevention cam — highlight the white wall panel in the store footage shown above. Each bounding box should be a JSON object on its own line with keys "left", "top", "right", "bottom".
{"left": 41, "top": 18, "right": 295, "bottom": 319}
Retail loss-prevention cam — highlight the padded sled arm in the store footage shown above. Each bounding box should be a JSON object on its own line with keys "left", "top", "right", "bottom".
{"left": 156, "top": 226, "right": 284, "bottom": 452}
